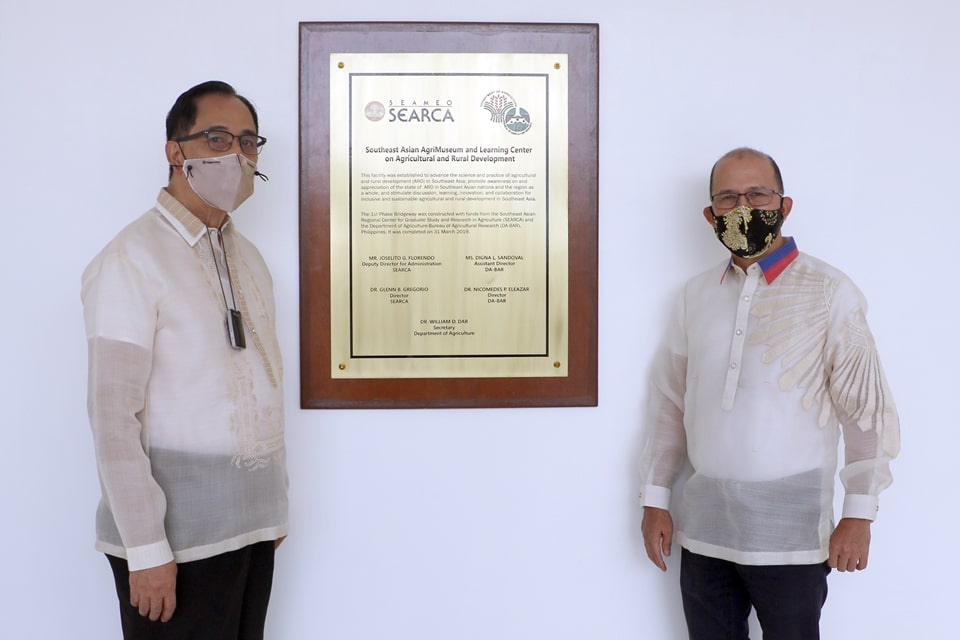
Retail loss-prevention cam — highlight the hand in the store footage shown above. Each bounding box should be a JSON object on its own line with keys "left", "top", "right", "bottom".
{"left": 641, "top": 507, "right": 674, "bottom": 572}
{"left": 828, "top": 518, "right": 871, "bottom": 572}
{"left": 275, "top": 536, "right": 286, "bottom": 550}
{"left": 129, "top": 561, "right": 177, "bottom": 622}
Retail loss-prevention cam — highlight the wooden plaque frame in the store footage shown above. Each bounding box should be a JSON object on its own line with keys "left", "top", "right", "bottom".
{"left": 299, "top": 22, "right": 598, "bottom": 408}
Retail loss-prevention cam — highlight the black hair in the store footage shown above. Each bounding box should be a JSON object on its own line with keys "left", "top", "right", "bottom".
{"left": 709, "top": 147, "right": 784, "bottom": 196}
{"left": 165, "top": 81, "right": 258, "bottom": 179}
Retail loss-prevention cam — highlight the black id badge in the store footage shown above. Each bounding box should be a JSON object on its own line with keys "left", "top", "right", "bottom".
{"left": 227, "top": 309, "right": 246, "bottom": 349}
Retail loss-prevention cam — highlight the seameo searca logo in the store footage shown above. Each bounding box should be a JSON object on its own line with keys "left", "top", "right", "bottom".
{"left": 480, "top": 91, "right": 532, "bottom": 135}
{"left": 364, "top": 101, "right": 386, "bottom": 121}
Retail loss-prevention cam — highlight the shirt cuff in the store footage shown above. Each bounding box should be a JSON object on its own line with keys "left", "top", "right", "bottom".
{"left": 126, "top": 540, "right": 175, "bottom": 571}
{"left": 841, "top": 494, "right": 879, "bottom": 521}
{"left": 640, "top": 484, "right": 672, "bottom": 510}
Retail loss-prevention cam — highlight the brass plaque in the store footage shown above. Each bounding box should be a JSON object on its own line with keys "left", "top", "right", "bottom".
{"left": 300, "top": 22, "right": 598, "bottom": 408}
{"left": 329, "top": 53, "right": 568, "bottom": 378}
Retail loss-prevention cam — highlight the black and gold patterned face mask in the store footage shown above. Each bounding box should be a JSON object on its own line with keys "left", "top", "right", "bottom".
{"left": 712, "top": 204, "right": 784, "bottom": 259}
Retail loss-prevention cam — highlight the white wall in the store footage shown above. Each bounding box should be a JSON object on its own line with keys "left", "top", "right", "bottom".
{"left": 2, "top": 1, "right": 954, "bottom": 637}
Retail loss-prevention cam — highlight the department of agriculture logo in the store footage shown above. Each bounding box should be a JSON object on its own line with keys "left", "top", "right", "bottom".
{"left": 480, "top": 90, "right": 532, "bottom": 135}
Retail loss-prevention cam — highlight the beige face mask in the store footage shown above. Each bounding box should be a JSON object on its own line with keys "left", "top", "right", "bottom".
{"left": 182, "top": 153, "right": 257, "bottom": 212}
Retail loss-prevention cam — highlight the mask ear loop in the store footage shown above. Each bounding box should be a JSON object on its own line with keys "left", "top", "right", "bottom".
{"left": 170, "top": 142, "right": 187, "bottom": 175}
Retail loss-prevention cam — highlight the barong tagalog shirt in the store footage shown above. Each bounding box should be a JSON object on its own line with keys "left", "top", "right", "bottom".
{"left": 82, "top": 189, "right": 287, "bottom": 571}
{"left": 639, "top": 237, "right": 900, "bottom": 565}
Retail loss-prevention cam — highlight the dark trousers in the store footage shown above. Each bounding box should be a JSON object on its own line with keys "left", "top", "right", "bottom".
{"left": 680, "top": 548, "right": 830, "bottom": 640}
{"left": 107, "top": 541, "right": 275, "bottom": 640}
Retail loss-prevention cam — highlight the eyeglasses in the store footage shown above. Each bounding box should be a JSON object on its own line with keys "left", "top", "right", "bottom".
{"left": 174, "top": 129, "right": 267, "bottom": 155}
{"left": 710, "top": 188, "right": 781, "bottom": 211}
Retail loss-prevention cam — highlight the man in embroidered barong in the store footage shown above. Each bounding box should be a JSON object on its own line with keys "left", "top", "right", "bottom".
{"left": 638, "top": 147, "right": 900, "bottom": 640}
{"left": 82, "top": 81, "right": 288, "bottom": 640}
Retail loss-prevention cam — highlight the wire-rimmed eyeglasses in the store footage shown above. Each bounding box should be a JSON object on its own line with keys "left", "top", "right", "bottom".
{"left": 174, "top": 129, "right": 267, "bottom": 155}
{"left": 710, "top": 188, "right": 782, "bottom": 212}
